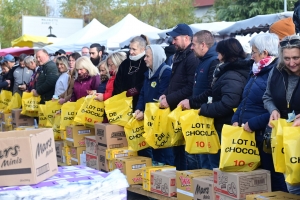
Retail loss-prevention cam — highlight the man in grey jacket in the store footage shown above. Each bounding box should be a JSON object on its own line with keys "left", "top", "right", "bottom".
{"left": 13, "top": 54, "right": 33, "bottom": 96}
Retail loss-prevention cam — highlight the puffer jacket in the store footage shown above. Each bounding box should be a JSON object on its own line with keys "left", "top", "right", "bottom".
{"left": 164, "top": 43, "right": 199, "bottom": 110}
{"left": 196, "top": 58, "right": 252, "bottom": 132}
{"left": 232, "top": 58, "right": 278, "bottom": 134}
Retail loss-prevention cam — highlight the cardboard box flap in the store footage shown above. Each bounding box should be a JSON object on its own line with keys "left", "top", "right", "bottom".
{"left": 0, "top": 128, "right": 50, "bottom": 138}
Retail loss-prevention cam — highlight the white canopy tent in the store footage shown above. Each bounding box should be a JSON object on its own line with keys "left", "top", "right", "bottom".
{"left": 44, "top": 18, "right": 108, "bottom": 53}
{"left": 157, "top": 21, "right": 235, "bottom": 39}
{"left": 80, "top": 14, "right": 161, "bottom": 49}
{"left": 218, "top": 12, "right": 293, "bottom": 36}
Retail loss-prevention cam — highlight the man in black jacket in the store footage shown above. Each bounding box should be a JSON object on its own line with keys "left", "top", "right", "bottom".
{"left": 32, "top": 49, "right": 59, "bottom": 104}
{"left": 159, "top": 24, "right": 199, "bottom": 170}
{"left": 179, "top": 30, "right": 219, "bottom": 170}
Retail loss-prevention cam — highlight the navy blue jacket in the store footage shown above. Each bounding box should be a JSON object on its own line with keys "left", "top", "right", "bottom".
{"left": 232, "top": 58, "right": 278, "bottom": 135}
{"left": 136, "top": 63, "right": 171, "bottom": 111}
{"left": 192, "top": 43, "right": 218, "bottom": 97}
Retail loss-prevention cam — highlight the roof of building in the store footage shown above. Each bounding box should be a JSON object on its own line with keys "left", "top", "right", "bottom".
{"left": 194, "top": 0, "right": 214, "bottom": 7}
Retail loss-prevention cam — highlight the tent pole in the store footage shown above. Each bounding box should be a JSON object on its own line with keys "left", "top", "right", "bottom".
{"left": 284, "top": 0, "right": 287, "bottom": 12}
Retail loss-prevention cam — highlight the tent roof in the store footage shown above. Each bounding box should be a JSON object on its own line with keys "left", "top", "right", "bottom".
{"left": 81, "top": 14, "right": 161, "bottom": 49}
{"left": 44, "top": 18, "right": 108, "bottom": 53}
{"left": 0, "top": 47, "right": 34, "bottom": 56}
{"left": 11, "top": 34, "right": 62, "bottom": 48}
{"left": 218, "top": 12, "right": 293, "bottom": 36}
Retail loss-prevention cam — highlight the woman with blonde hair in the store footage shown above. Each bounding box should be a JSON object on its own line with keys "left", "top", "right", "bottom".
{"left": 54, "top": 56, "right": 69, "bottom": 97}
{"left": 58, "top": 53, "right": 81, "bottom": 104}
{"left": 70, "top": 56, "right": 100, "bottom": 101}
{"left": 95, "top": 51, "right": 126, "bottom": 101}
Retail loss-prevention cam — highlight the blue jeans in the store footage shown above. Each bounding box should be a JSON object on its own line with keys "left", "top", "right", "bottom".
{"left": 138, "top": 147, "right": 153, "bottom": 159}
{"left": 173, "top": 145, "right": 187, "bottom": 170}
{"left": 153, "top": 147, "right": 174, "bottom": 166}
{"left": 286, "top": 182, "right": 300, "bottom": 195}
{"left": 185, "top": 153, "right": 211, "bottom": 170}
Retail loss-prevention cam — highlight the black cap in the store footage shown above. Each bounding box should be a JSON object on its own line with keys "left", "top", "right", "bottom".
{"left": 167, "top": 23, "right": 193, "bottom": 37}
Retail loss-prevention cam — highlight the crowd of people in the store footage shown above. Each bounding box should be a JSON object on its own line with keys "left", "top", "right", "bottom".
{"left": 0, "top": 16, "right": 300, "bottom": 195}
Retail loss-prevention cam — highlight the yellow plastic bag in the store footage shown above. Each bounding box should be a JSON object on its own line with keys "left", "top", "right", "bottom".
{"left": 144, "top": 103, "right": 160, "bottom": 138}
{"left": 104, "top": 91, "right": 132, "bottom": 126}
{"left": 124, "top": 117, "right": 150, "bottom": 151}
{"left": 219, "top": 125, "right": 260, "bottom": 172}
{"left": 38, "top": 105, "right": 51, "bottom": 127}
{"left": 3, "top": 93, "right": 21, "bottom": 113}
{"left": 52, "top": 113, "right": 62, "bottom": 140}
{"left": 84, "top": 99, "right": 105, "bottom": 128}
{"left": 283, "top": 126, "right": 300, "bottom": 185}
{"left": 0, "top": 90, "right": 12, "bottom": 109}
{"left": 74, "top": 95, "right": 94, "bottom": 125}
{"left": 180, "top": 109, "right": 220, "bottom": 154}
{"left": 168, "top": 106, "right": 185, "bottom": 145}
{"left": 73, "top": 97, "right": 85, "bottom": 125}
{"left": 60, "top": 102, "right": 76, "bottom": 130}
{"left": 21, "top": 92, "right": 40, "bottom": 117}
{"left": 146, "top": 108, "right": 173, "bottom": 149}
{"left": 270, "top": 119, "right": 292, "bottom": 173}
{"left": 45, "top": 100, "right": 62, "bottom": 125}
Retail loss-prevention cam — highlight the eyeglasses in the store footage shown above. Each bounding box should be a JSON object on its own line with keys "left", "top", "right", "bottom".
{"left": 279, "top": 39, "right": 300, "bottom": 47}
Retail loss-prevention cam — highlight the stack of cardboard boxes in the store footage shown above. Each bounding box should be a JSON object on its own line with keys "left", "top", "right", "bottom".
{"left": 0, "top": 109, "right": 34, "bottom": 132}
{"left": 94, "top": 123, "right": 137, "bottom": 172}
{"left": 57, "top": 125, "right": 95, "bottom": 166}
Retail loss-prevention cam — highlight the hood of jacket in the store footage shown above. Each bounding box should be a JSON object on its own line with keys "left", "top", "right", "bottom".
{"left": 147, "top": 45, "right": 166, "bottom": 79}
{"left": 200, "top": 42, "right": 218, "bottom": 61}
{"left": 215, "top": 58, "right": 252, "bottom": 80}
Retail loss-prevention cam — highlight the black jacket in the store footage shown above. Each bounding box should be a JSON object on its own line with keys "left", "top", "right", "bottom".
{"left": 35, "top": 60, "right": 59, "bottom": 104}
{"left": 164, "top": 43, "right": 199, "bottom": 110}
{"left": 196, "top": 58, "right": 251, "bottom": 132}
{"left": 112, "top": 55, "right": 148, "bottom": 110}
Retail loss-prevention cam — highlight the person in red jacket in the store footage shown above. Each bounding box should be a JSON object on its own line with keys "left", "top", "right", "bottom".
{"left": 95, "top": 52, "right": 126, "bottom": 101}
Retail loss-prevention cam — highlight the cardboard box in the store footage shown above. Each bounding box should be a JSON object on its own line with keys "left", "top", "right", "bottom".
{"left": 1, "top": 122, "right": 12, "bottom": 132}
{"left": 106, "top": 147, "right": 137, "bottom": 160}
{"left": 85, "top": 136, "right": 97, "bottom": 155}
{"left": 1, "top": 113, "right": 12, "bottom": 126}
{"left": 11, "top": 109, "right": 34, "bottom": 128}
{"left": 60, "top": 130, "right": 67, "bottom": 140}
{"left": 55, "top": 141, "right": 64, "bottom": 163}
{"left": 86, "top": 153, "right": 99, "bottom": 170}
{"left": 143, "top": 179, "right": 151, "bottom": 191}
{"left": 97, "top": 147, "right": 109, "bottom": 172}
{"left": 215, "top": 193, "right": 236, "bottom": 200}
{"left": 176, "top": 169, "right": 213, "bottom": 200}
{"left": 62, "top": 155, "right": 71, "bottom": 165}
{"left": 246, "top": 191, "right": 300, "bottom": 200}
{"left": 0, "top": 128, "right": 58, "bottom": 186}
{"left": 95, "top": 123, "right": 128, "bottom": 149}
{"left": 150, "top": 170, "right": 177, "bottom": 197}
{"left": 213, "top": 168, "right": 271, "bottom": 200}
{"left": 65, "top": 125, "right": 95, "bottom": 147}
{"left": 113, "top": 156, "right": 152, "bottom": 185}
{"left": 69, "top": 146, "right": 86, "bottom": 164}
{"left": 142, "top": 165, "right": 176, "bottom": 181}
{"left": 62, "top": 146, "right": 70, "bottom": 156}
{"left": 193, "top": 176, "right": 215, "bottom": 200}
{"left": 108, "top": 159, "right": 115, "bottom": 171}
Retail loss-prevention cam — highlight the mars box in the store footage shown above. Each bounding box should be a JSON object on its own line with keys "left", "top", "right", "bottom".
{"left": 0, "top": 128, "right": 58, "bottom": 186}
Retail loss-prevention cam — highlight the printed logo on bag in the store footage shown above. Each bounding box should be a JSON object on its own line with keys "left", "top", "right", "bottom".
{"left": 85, "top": 106, "right": 104, "bottom": 117}
{"left": 195, "top": 184, "right": 209, "bottom": 195}
{"left": 155, "top": 133, "right": 170, "bottom": 147}
{"left": 0, "top": 98, "right": 11, "bottom": 106}
{"left": 64, "top": 112, "right": 74, "bottom": 120}
{"left": 290, "top": 157, "right": 300, "bottom": 163}
{"left": 171, "top": 121, "right": 182, "bottom": 133}
{"left": 129, "top": 126, "right": 144, "bottom": 140}
{"left": 108, "top": 112, "right": 122, "bottom": 123}
{"left": 146, "top": 116, "right": 156, "bottom": 127}
{"left": 35, "top": 138, "right": 53, "bottom": 159}
{"left": 179, "top": 176, "right": 191, "bottom": 187}
{"left": 186, "top": 123, "right": 216, "bottom": 136}
{"left": 25, "top": 101, "right": 39, "bottom": 109}
{"left": 272, "top": 146, "right": 284, "bottom": 154}
{"left": 224, "top": 139, "right": 259, "bottom": 155}
{"left": 0, "top": 145, "right": 21, "bottom": 168}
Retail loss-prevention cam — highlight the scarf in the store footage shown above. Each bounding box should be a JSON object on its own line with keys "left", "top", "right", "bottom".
{"left": 77, "top": 72, "right": 90, "bottom": 81}
{"left": 129, "top": 51, "right": 145, "bottom": 61}
{"left": 252, "top": 56, "right": 275, "bottom": 75}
